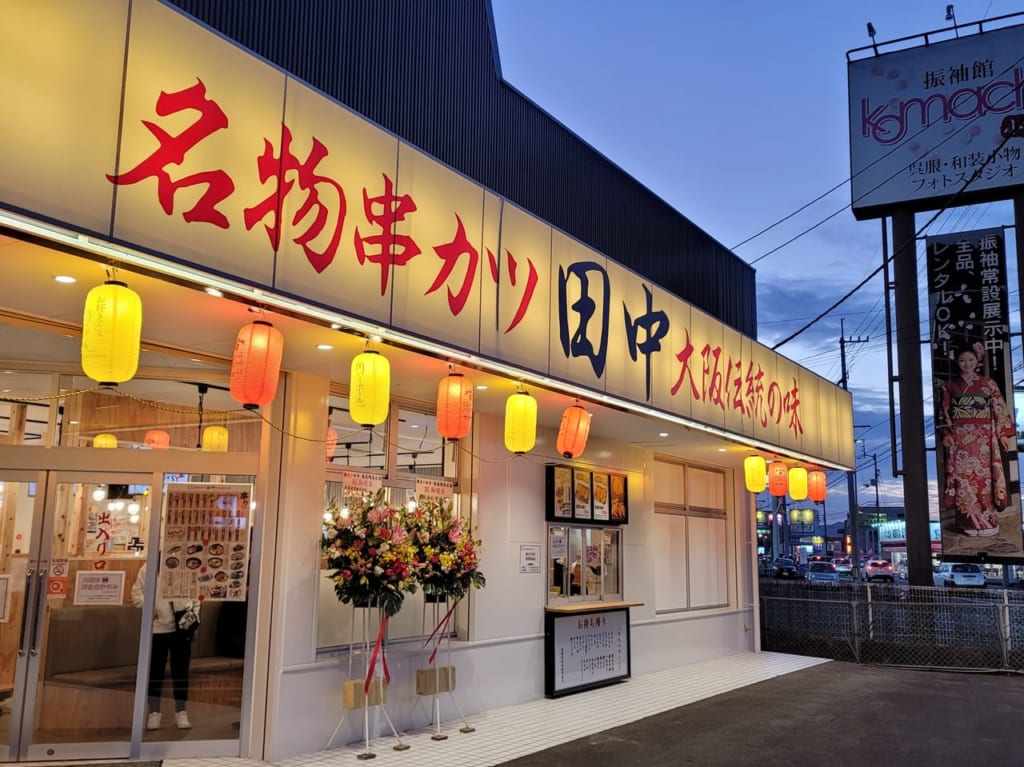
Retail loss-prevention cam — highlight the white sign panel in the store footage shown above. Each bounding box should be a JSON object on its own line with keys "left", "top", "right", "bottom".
{"left": 520, "top": 544, "right": 541, "bottom": 574}
{"left": 73, "top": 571, "right": 126, "bottom": 606}
{"left": 848, "top": 23, "right": 1024, "bottom": 218}
{"left": 551, "top": 609, "right": 629, "bottom": 694}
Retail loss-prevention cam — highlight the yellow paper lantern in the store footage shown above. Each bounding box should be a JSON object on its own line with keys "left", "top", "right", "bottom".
{"left": 201, "top": 425, "right": 229, "bottom": 452}
{"left": 229, "top": 320, "right": 284, "bottom": 409}
{"left": 789, "top": 467, "right": 808, "bottom": 501}
{"left": 768, "top": 462, "right": 788, "bottom": 497}
{"left": 436, "top": 372, "right": 474, "bottom": 441}
{"left": 143, "top": 429, "right": 170, "bottom": 450}
{"left": 93, "top": 433, "right": 118, "bottom": 449}
{"left": 81, "top": 280, "right": 142, "bottom": 385}
{"left": 556, "top": 403, "right": 591, "bottom": 459}
{"left": 743, "top": 456, "right": 767, "bottom": 493}
{"left": 350, "top": 351, "right": 390, "bottom": 427}
{"left": 504, "top": 390, "right": 537, "bottom": 454}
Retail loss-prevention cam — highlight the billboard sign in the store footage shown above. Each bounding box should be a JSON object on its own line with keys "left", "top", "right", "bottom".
{"left": 926, "top": 228, "right": 1023, "bottom": 561}
{"left": 848, "top": 22, "right": 1024, "bottom": 220}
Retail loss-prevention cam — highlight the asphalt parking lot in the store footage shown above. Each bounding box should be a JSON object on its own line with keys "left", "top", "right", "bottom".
{"left": 497, "top": 660, "right": 1024, "bottom": 767}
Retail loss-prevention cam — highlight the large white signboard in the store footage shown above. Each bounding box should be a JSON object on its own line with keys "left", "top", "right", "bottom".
{"left": 848, "top": 22, "right": 1024, "bottom": 219}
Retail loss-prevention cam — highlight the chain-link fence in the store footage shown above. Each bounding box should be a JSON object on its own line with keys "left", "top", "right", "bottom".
{"left": 760, "top": 580, "right": 1024, "bottom": 670}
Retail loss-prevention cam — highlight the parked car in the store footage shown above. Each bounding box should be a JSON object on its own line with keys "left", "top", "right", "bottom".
{"left": 862, "top": 559, "right": 895, "bottom": 582}
{"left": 806, "top": 561, "right": 840, "bottom": 586}
{"left": 831, "top": 556, "right": 854, "bottom": 578}
{"left": 772, "top": 557, "right": 799, "bottom": 578}
{"left": 933, "top": 562, "right": 986, "bottom": 588}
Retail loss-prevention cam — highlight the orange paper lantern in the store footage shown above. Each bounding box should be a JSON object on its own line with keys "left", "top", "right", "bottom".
{"left": 144, "top": 429, "right": 170, "bottom": 450}
{"left": 788, "top": 467, "right": 808, "bottom": 501}
{"left": 436, "top": 372, "right": 474, "bottom": 441}
{"left": 808, "top": 470, "right": 827, "bottom": 503}
{"left": 556, "top": 403, "right": 591, "bottom": 459}
{"left": 325, "top": 426, "right": 338, "bottom": 462}
{"left": 229, "top": 320, "right": 284, "bottom": 409}
{"left": 768, "top": 462, "right": 788, "bottom": 497}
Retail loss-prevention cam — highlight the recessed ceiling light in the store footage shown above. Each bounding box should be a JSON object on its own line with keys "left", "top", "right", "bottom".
{"left": 476, "top": 385, "right": 488, "bottom": 390}
{"left": 369, "top": 334, "right": 383, "bottom": 343}
{"left": 330, "top": 323, "right": 342, "bottom": 330}
{"left": 190, "top": 358, "right": 203, "bottom": 364}
{"left": 410, "top": 424, "right": 420, "bottom": 428}
{"left": 658, "top": 432, "right": 669, "bottom": 438}
{"left": 316, "top": 343, "right": 334, "bottom": 351}
{"left": 69, "top": 420, "right": 79, "bottom": 425}
{"left": 204, "top": 287, "right": 223, "bottom": 298}
{"left": 718, "top": 447, "right": 727, "bottom": 452}
{"left": 54, "top": 275, "right": 76, "bottom": 284}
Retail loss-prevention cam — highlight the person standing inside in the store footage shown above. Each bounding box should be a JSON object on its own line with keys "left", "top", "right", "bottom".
{"left": 938, "top": 342, "right": 1017, "bottom": 537}
{"left": 132, "top": 562, "right": 200, "bottom": 730}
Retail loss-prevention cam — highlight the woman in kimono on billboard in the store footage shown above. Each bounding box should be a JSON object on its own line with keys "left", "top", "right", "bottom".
{"left": 938, "top": 342, "right": 1017, "bottom": 537}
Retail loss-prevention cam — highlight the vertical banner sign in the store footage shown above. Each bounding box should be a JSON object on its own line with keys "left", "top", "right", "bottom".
{"left": 926, "top": 228, "right": 1023, "bottom": 560}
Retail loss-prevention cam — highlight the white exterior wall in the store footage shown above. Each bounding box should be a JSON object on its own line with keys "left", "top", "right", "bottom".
{"left": 265, "top": 380, "right": 757, "bottom": 760}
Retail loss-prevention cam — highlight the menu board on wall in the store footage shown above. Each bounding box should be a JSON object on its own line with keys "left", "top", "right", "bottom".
{"left": 545, "top": 465, "right": 574, "bottom": 521}
{"left": 573, "top": 469, "right": 592, "bottom": 521}
{"left": 610, "top": 474, "right": 629, "bottom": 524}
{"left": 545, "top": 607, "right": 631, "bottom": 697}
{"left": 592, "top": 473, "right": 610, "bottom": 522}
{"left": 160, "top": 483, "right": 252, "bottom": 601}
{"left": 546, "top": 465, "right": 628, "bottom": 525}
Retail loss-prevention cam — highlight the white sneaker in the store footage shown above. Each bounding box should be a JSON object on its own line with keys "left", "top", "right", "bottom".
{"left": 146, "top": 712, "right": 162, "bottom": 730}
{"left": 175, "top": 710, "right": 191, "bottom": 729}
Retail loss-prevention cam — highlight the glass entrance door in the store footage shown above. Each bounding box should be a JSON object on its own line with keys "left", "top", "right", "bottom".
{"left": 1, "top": 470, "right": 153, "bottom": 762}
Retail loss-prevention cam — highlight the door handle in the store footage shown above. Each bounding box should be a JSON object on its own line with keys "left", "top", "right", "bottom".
{"left": 18, "top": 567, "right": 35, "bottom": 657}
{"left": 28, "top": 570, "right": 45, "bottom": 656}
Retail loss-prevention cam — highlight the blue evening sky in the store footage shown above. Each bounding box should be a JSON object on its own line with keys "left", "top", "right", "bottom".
{"left": 490, "top": 0, "right": 1022, "bottom": 517}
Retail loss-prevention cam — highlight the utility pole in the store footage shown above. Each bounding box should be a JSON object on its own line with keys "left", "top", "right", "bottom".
{"left": 839, "top": 318, "right": 869, "bottom": 574}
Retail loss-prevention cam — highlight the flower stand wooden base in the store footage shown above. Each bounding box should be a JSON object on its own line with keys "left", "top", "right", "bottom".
{"left": 325, "top": 605, "right": 410, "bottom": 759}
{"left": 413, "top": 594, "right": 474, "bottom": 740}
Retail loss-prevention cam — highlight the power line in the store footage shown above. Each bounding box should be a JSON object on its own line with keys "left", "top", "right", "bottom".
{"left": 770, "top": 130, "right": 1014, "bottom": 351}
{"left": 740, "top": 47, "right": 1024, "bottom": 269}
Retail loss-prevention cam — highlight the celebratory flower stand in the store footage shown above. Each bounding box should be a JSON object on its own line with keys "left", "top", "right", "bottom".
{"left": 326, "top": 603, "right": 410, "bottom": 759}
{"left": 413, "top": 589, "right": 474, "bottom": 739}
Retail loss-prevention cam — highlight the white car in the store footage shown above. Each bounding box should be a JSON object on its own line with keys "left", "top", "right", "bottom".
{"left": 933, "top": 562, "right": 986, "bottom": 588}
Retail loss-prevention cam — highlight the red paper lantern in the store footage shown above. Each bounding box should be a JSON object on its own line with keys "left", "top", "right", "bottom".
{"left": 808, "top": 470, "right": 827, "bottom": 503}
{"left": 436, "top": 372, "right": 474, "bottom": 441}
{"left": 556, "top": 403, "right": 591, "bottom": 459}
{"left": 768, "top": 462, "right": 789, "bottom": 497}
{"left": 325, "top": 426, "right": 338, "bottom": 462}
{"left": 229, "top": 320, "right": 284, "bottom": 409}
{"left": 144, "top": 429, "right": 170, "bottom": 450}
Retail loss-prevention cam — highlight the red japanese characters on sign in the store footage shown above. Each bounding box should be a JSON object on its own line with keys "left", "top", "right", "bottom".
{"left": 670, "top": 328, "right": 803, "bottom": 437}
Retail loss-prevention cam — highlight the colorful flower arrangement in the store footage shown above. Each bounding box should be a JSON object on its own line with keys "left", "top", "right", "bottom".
{"left": 321, "top": 492, "right": 486, "bottom": 615}
{"left": 408, "top": 496, "right": 486, "bottom": 602}
{"left": 323, "top": 490, "right": 419, "bottom": 617}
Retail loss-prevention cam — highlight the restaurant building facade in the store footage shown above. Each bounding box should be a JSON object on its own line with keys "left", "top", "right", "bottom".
{"left": 0, "top": 1, "right": 853, "bottom": 762}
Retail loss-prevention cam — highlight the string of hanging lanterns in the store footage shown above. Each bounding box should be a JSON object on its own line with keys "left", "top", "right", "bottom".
{"left": 744, "top": 455, "right": 827, "bottom": 502}
{"left": 76, "top": 271, "right": 606, "bottom": 459}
